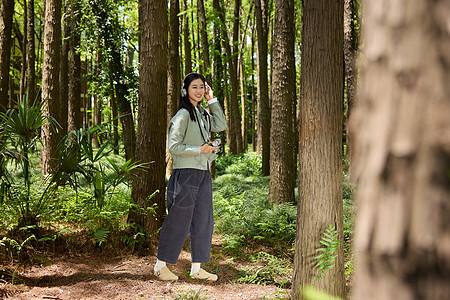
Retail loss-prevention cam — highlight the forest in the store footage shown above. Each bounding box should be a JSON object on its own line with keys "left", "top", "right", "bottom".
{"left": 0, "top": 0, "right": 449, "bottom": 299}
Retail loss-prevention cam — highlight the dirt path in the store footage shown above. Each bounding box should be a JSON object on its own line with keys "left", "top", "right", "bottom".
{"left": 1, "top": 238, "right": 291, "bottom": 299}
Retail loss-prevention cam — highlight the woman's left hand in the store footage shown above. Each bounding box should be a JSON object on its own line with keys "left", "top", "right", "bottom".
{"left": 204, "top": 82, "right": 214, "bottom": 101}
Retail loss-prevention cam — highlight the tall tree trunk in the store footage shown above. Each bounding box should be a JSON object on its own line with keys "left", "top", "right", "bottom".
{"left": 255, "top": 0, "right": 270, "bottom": 175}
{"left": 110, "top": 83, "right": 119, "bottom": 154}
{"left": 93, "top": 53, "right": 102, "bottom": 147}
{"left": 292, "top": 0, "right": 345, "bottom": 298}
{"left": 92, "top": 50, "right": 102, "bottom": 147}
{"left": 232, "top": 0, "right": 243, "bottom": 153}
{"left": 213, "top": 0, "right": 241, "bottom": 154}
{"left": 41, "top": 0, "right": 62, "bottom": 177}
{"left": 27, "top": 0, "right": 36, "bottom": 105}
{"left": 129, "top": 0, "right": 168, "bottom": 251}
{"left": 166, "top": 0, "right": 180, "bottom": 176}
{"left": 0, "top": 0, "right": 14, "bottom": 112}
{"left": 20, "top": 0, "right": 27, "bottom": 102}
{"left": 67, "top": 4, "right": 82, "bottom": 131}
{"left": 197, "top": 0, "right": 210, "bottom": 83}
{"left": 351, "top": 0, "right": 450, "bottom": 299}
{"left": 182, "top": 0, "right": 191, "bottom": 75}
{"left": 251, "top": 22, "right": 256, "bottom": 152}
{"left": 240, "top": 57, "right": 247, "bottom": 152}
{"left": 268, "top": 0, "right": 296, "bottom": 204}
{"left": 59, "top": 0, "right": 69, "bottom": 137}
{"left": 81, "top": 60, "right": 89, "bottom": 127}
{"left": 212, "top": 6, "right": 226, "bottom": 155}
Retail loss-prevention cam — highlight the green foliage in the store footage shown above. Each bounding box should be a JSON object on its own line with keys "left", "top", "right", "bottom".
{"left": 301, "top": 286, "right": 344, "bottom": 300}
{"left": 236, "top": 251, "right": 292, "bottom": 288}
{"left": 213, "top": 175, "right": 296, "bottom": 251}
{"left": 314, "top": 224, "right": 341, "bottom": 280}
{"left": 0, "top": 96, "right": 59, "bottom": 228}
{"left": 215, "top": 152, "right": 262, "bottom": 176}
{"left": 0, "top": 234, "right": 36, "bottom": 264}
{"left": 262, "top": 290, "right": 290, "bottom": 300}
{"left": 173, "top": 289, "right": 209, "bottom": 300}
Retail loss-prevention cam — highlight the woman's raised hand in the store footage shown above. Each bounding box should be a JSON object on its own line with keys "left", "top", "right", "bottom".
{"left": 204, "top": 82, "right": 214, "bottom": 101}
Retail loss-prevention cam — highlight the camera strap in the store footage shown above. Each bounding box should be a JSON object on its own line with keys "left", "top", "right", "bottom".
{"left": 194, "top": 107, "right": 209, "bottom": 144}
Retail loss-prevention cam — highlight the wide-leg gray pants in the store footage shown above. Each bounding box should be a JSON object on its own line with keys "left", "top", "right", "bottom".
{"left": 157, "top": 168, "right": 214, "bottom": 264}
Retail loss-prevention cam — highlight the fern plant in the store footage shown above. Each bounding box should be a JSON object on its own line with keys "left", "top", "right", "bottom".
{"left": 314, "top": 223, "right": 341, "bottom": 280}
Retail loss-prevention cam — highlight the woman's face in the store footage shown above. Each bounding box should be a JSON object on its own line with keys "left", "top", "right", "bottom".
{"left": 187, "top": 78, "right": 206, "bottom": 106}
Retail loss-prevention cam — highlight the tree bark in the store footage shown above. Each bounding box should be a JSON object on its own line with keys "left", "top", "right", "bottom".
{"left": 166, "top": 0, "right": 181, "bottom": 176}
{"left": 212, "top": 5, "right": 226, "bottom": 155}
{"left": 129, "top": 0, "right": 168, "bottom": 252}
{"left": 0, "top": 0, "right": 14, "bottom": 112}
{"left": 231, "top": 0, "right": 243, "bottom": 153}
{"left": 197, "top": 0, "right": 210, "bottom": 83}
{"left": 351, "top": 0, "right": 450, "bottom": 299}
{"left": 213, "top": 0, "right": 241, "bottom": 154}
{"left": 292, "top": 0, "right": 345, "bottom": 298}
{"left": 268, "top": 0, "right": 296, "bottom": 204}
{"left": 41, "top": 0, "right": 62, "bottom": 177}
{"left": 182, "top": 0, "right": 191, "bottom": 75}
{"left": 251, "top": 23, "right": 256, "bottom": 152}
{"left": 67, "top": 3, "right": 82, "bottom": 132}
{"left": 19, "top": 0, "right": 27, "bottom": 102}
{"left": 27, "top": 0, "right": 36, "bottom": 105}
{"left": 255, "top": 0, "right": 270, "bottom": 175}
{"left": 59, "top": 1, "right": 69, "bottom": 137}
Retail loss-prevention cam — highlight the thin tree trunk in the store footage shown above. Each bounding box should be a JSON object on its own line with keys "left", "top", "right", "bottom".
{"left": 166, "top": 0, "right": 180, "bottom": 176}
{"left": 19, "top": 0, "right": 27, "bottom": 102}
{"left": 240, "top": 58, "right": 247, "bottom": 152}
{"left": 197, "top": 0, "right": 210, "bottom": 83}
{"left": 41, "top": 0, "right": 62, "bottom": 177}
{"left": 255, "top": 0, "right": 270, "bottom": 175}
{"left": 352, "top": 0, "right": 450, "bottom": 299}
{"left": 82, "top": 60, "right": 89, "bottom": 127}
{"left": 0, "top": 0, "right": 14, "bottom": 112}
{"left": 213, "top": 0, "right": 241, "bottom": 154}
{"left": 182, "top": 0, "right": 191, "bottom": 75}
{"left": 27, "top": 0, "right": 36, "bottom": 105}
{"left": 59, "top": 1, "right": 69, "bottom": 136}
{"left": 67, "top": 4, "right": 82, "bottom": 131}
{"left": 92, "top": 50, "right": 102, "bottom": 147}
{"left": 251, "top": 19, "right": 256, "bottom": 152}
{"left": 130, "top": 0, "right": 168, "bottom": 252}
{"left": 232, "top": 0, "right": 243, "bottom": 153}
{"left": 212, "top": 8, "right": 226, "bottom": 155}
{"left": 110, "top": 85, "right": 119, "bottom": 154}
{"left": 292, "top": 0, "right": 345, "bottom": 298}
{"left": 268, "top": 0, "right": 296, "bottom": 204}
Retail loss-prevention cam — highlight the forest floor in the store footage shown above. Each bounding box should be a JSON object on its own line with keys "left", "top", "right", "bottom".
{"left": 0, "top": 235, "right": 291, "bottom": 300}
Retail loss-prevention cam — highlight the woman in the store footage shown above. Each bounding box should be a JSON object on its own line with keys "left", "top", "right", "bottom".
{"left": 154, "top": 73, "right": 227, "bottom": 281}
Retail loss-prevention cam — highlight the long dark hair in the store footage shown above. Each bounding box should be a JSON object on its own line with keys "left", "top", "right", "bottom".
{"left": 180, "top": 72, "right": 206, "bottom": 121}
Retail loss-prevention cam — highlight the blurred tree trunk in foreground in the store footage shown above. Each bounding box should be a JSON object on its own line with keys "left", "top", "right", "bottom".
{"left": 351, "top": 0, "right": 450, "bottom": 299}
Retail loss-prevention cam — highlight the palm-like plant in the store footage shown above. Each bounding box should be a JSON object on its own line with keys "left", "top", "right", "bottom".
{"left": 0, "top": 95, "right": 58, "bottom": 227}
